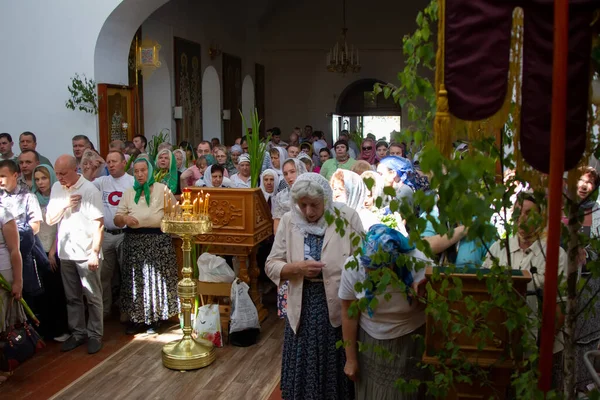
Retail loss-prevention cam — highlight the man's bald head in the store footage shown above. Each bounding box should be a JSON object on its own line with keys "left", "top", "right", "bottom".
{"left": 55, "top": 155, "right": 79, "bottom": 187}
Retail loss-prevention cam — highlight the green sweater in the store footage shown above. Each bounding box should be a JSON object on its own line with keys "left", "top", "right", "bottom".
{"left": 320, "top": 158, "right": 357, "bottom": 180}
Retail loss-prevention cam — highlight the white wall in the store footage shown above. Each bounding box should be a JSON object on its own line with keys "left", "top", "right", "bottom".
{"left": 260, "top": 0, "right": 429, "bottom": 143}
{"left": 140, "top": 18, "right": 177, "bottom": 142}
{"left": 202, "top": 66, "right": 222, "bottom": 141}
{"left": 0, "top": 0, "right": 123, "bottom": 163}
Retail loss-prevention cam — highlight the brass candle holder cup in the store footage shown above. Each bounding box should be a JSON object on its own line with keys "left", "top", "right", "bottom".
{"left": 160, "top": 188, "right": 214, "bottom": 370}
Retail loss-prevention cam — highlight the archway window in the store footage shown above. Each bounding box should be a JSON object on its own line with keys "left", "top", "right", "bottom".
{"left": 334, "top": 79, "right": 402, "bottom": 142}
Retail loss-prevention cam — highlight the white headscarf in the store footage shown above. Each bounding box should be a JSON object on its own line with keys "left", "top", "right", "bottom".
{"left": 335, "top": 169, "right": 367, "bottom": 210}
{"left": 173, "top": 149, "right": 187, "bottom": 172}
{"left": 260, "top": 169, "right": 280, "bottom": 201}
{"left": 361, "top": 170, "right": 385, "bottom": 208}
{"left": 290, "top": 173, "right": 337, "bottom": 236}
{"left": 203, "top": 165, "right": 232, "bottom": 188}
{"left": 270, "top": 146, "right": 288, "bottom": 175}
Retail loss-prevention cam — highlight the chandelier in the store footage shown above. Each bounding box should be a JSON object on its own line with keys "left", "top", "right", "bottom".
{"left": 326, "top": 0, "right": 361, "bottom": 74}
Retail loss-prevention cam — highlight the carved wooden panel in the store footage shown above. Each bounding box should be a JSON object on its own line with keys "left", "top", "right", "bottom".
{"left": 187, "top": 187, "right": 272, "bottom": 248}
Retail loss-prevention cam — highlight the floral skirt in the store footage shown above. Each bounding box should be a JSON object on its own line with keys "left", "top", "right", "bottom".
{"left": 121, "top": 232, "right": 179, "bottom": 325}
{"left": 281, "top": 280, "right": 354, "bottom": 400}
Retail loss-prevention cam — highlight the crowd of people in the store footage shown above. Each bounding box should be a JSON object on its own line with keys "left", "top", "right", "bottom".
{"left": 0, "top": 125, "right": 598, "bottom": 398}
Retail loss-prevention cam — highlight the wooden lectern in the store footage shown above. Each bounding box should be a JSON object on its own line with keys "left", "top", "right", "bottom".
{"left": 423, "top": 267, "right": 532, "bottom": 399}
{"left": 188, "top": 187, "right": 273, "bottom": 321}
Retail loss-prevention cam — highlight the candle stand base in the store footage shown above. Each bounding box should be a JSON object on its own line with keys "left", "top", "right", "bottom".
{"left": 162, "top": 336, "right": 216, "bottom": 370}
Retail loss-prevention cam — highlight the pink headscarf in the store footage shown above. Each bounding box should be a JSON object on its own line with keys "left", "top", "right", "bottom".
{"left": 359, "top": 138, "right": 377, "bottom": 165}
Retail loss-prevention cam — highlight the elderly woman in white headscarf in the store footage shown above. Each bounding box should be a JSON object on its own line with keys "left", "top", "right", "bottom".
{"left": 266, "top": 173, "right": 364, "bottom": 400}
{"left": 173, "top": 149, "right": 188, "bottom": 173}
{"left": 260, "top": 169, "right": 280, "bottom": 210}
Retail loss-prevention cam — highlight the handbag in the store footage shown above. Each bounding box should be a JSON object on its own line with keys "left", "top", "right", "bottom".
{"left": 0, "top": 299, "right": 45, "bottom": 372}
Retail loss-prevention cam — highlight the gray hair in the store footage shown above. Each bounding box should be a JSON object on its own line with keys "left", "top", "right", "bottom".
{"left": 291, "top": 179, "right": 324, "bottom": 203}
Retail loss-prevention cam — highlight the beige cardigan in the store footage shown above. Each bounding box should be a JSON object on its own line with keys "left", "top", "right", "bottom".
{"left": 266, "top": 205, "right": 364, "bottom": 334}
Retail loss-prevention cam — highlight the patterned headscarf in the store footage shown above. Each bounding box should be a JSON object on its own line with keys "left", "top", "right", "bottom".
{"left": 31, "top": 164, "right": 57, "bottom": 207}
{"left": 359, "top": 138, "right": 377, "bottom": 165}
{"left": 155, "top": 149, "right": 178, "bottom": 193}
{"left": 379, "top": 156, "right": 417, "bottom": 190}
{"left": 360, "top": 223, "right": 416, "bottom": 316}
{"left": 290, "top": 172, "right": 335, "bottom": 236}
{"left": 133, "top": 157, "right": 156, "bottom": 205}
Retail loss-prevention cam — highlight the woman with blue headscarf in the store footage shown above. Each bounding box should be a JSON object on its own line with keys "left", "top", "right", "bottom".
{"left": 339, "top": 224, "right": 429, "bottom": 400}
{"left": 114, "top": 157, "right": 179, "bottom": 335}
{"left": 377, "top": 156, "right": 417, "bottom": 211}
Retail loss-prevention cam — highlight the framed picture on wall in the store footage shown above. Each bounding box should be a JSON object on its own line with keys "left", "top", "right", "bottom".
{"left": 97, "top": 84, "right": 137, "bottom": 156}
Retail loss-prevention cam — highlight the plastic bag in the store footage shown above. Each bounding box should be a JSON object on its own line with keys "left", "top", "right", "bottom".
{"left": 229, "top": 279, "right": 260, "bottom": 334}
{"left": 193, "top": 304, "right": 223, "bottom": 347}
{"left": 197, "top": 253, "right": 235, "bottom": 283}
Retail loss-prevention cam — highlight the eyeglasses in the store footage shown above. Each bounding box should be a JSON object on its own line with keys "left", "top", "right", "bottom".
{"left": 362, "top": 146, "right": 372, "bottom": 151}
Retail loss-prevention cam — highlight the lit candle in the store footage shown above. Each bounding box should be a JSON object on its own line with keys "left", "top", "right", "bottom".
{"left": 205, "top": 193, "right": 210, "bottom": 214}
{"left": 163, "top": 186, "right": 167, "bottom": 210}
{"left": 193, "top": 198, "right": 198, "bottom": 215}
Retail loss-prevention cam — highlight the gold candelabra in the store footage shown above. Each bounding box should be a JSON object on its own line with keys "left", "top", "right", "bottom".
{"left": 161, "top": 188, "right": 214, "bottom": 370}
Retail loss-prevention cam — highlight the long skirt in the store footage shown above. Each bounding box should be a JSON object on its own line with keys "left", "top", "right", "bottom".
{"left": 121, "top": 232, "right": 179, "bottom": 325}
{"left": 356, "top": 325, "right": 427, "bottom": 400}
{"left": 281, "top": 280, "right": 354, "bottom": 400}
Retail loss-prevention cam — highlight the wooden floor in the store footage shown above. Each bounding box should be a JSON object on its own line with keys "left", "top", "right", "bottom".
{"left": 50, "top": 314, "right": 285, "bottom": 400}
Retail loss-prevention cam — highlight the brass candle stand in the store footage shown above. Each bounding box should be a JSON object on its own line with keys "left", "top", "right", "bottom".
{"left": 161, "top": 188, "right": 214, "bottom": 370}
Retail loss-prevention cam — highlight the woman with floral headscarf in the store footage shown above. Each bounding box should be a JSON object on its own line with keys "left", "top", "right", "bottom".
{"left": 339, "top": 224, "right": 429, "bottom": 400}
{"left": 266, "top": 173, "right": 364, "bottom": 400}
{"left": 377, "top": 156, "right": 417, "bottom": 210}
{"left": 114, "top": 158, "right": 179, "bottom": 335}
{"left": 155, "top": 149, "right": 180, "bottom": 194}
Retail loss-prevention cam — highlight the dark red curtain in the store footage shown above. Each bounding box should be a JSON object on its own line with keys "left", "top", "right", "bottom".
{"left": 443, "top": 0, "right": 598, "bottom": 172}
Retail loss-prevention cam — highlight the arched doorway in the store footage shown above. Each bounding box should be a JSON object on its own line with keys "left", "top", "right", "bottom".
{"left": 334, "top": 78, "right": 402, "bottom": 142}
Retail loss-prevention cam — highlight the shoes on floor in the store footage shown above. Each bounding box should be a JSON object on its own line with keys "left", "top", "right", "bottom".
{"left": 53, "top": 333, "right": 71, "bottom": 343}
{"left": 87, "top": 338, "right": 103, "bottom": 354}
{"left": 125, "top": 322, "right": 144, "bottom": 335}
{"left": 61, "top": 336, "right": 86, "bottom": 352}
{"left": 145, "top": 323, "right": 159, "bottom": 335}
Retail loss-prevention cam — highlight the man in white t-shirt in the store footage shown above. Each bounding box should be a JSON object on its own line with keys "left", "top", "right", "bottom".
{"left": 92, "top": 151, "right": 134, "bottom": 318}
{"left": 46, "top": 155, "right": 105, "bottom": 355}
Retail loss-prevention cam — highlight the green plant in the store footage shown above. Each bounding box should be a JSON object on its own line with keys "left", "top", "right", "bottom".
{"left": 65, "top": 73, "right": 98, "bottom": 115}
{"left": 240, "top": 109, "right": 270, "bottom": 188}
{"left": 335, "top": 1, "right": 600, "bottom": 398}
{"left": 147, "top": 129, "right": 170, "bottom": 162}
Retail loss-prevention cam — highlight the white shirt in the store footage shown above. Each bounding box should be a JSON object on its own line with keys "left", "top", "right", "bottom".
{"left": 0, "top": 207, "right": 15, "bottom": 271}
{"left": 46, "top": 175, "right": 104, "bottom": 261}
{"left": 230, "top": 174, "right": 251, "bottom": 188}
{"left": 483, "top": 236, "right": 567, "bottom": 353}
{"left": 93, "top": 174, "right": 134, "bottom": 230}
{"left": 338, "top": 253, "right": 427, "bottom": 340}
